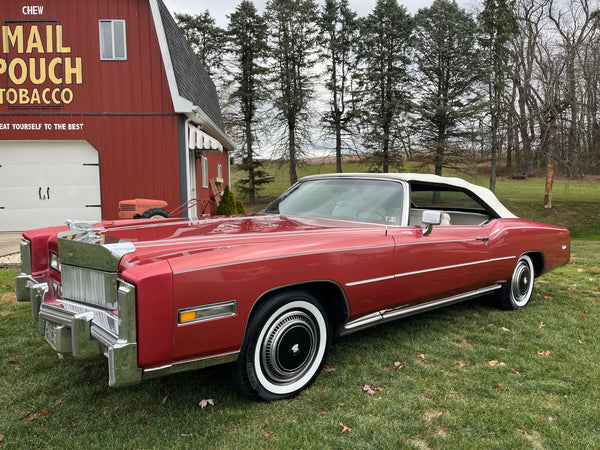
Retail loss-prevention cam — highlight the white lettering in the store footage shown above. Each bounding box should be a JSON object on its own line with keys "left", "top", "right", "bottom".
{"left": 22, "top": 6, "right": 44, "bottom": 15}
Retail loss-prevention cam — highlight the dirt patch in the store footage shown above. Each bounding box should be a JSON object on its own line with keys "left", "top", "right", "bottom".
{"left": 1, "top": 292, "right": 17, "bottom": 304}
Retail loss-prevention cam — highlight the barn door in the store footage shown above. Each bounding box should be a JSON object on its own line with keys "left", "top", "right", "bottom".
{"left": 0, "top": 141, "right": 101, "bottom": 231}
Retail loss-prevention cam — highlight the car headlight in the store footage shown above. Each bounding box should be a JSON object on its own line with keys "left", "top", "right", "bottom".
{"left": 49, "top": 251, "right": 61, "bottom": 273}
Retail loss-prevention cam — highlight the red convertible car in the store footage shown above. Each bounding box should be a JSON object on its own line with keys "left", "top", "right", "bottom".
{"left": 16, "top": 173, "right": 570, "bottom": 400}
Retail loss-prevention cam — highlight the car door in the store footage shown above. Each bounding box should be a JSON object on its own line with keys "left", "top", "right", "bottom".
{"left": 388, "top": 184, "right": 501, "bottom": 309}
{"left": 390, "top": 224, "right": 494, "bottom": 308}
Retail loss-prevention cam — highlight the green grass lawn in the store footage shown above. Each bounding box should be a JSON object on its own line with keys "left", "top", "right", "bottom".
{"left": 1, "top": 246, "right": 599, "bottom": 448}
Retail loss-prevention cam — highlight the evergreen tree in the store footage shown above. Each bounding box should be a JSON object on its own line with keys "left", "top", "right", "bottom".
{"left": 413, "top": 0, "right": 484, "bottom": 177}
{"left": 355, "top": 0, "right": 413, "bottom": 173}
{"left": 478, "top": 0, "right": 519, "bottom": 192}
{"left": 175, "top": 11, "right": 226, "bottom": 78}
{"left": 216, "top": 185, "right": 240, "bottom": 215}
{"left": 227, "top": 0, "right": 273, "bottom": 205}
{"left": 265, "top": 0, "right": 319, "bottom": 185}
{"left": 319, "top": 0, "right": 359, "bottom": 173}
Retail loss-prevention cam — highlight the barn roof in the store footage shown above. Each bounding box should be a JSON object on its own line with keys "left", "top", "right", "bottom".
{"left": 150, "top": 0, "right": 233, "bottom": 150}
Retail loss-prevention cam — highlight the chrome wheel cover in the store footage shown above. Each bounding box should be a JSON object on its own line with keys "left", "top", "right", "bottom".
{"left": 261, "top": 310, "right": 318, "bottom": 384}
{"left": 511, "top": 256, "right": 534, "bottom": 307}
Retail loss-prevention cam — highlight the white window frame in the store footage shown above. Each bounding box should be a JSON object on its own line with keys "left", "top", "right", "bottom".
{"left": 201, "top": 156, "right": 209, "bottom": 188}
{"left": 99, "top": 20, "right": 127, "bottom": 61}
{"left": 217, "top": 164, "right": 223, "bottom": 179}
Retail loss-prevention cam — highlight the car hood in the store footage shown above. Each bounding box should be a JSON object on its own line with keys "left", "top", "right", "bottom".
{"left": 59, "top": 214, "right": 386, "bottom": 271}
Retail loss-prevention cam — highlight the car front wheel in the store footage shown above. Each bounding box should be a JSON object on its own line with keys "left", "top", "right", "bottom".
{"left": 233, "top": 289, "right": 331, "bottom": 401}
{"left": 497, "top": 254, "right": 535, "bottom": 310}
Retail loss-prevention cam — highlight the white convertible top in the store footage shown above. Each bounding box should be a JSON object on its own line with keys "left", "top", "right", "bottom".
{"left": 300, "top": 172, "right": 518, "bottom": 219}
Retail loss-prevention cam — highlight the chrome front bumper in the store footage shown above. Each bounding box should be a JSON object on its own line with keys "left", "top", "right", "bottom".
{"left": 15, "top": 273, "right": 142, "bottom": 387}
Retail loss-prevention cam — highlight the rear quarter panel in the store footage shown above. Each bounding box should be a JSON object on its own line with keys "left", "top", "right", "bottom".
{"left": 488, "top": 219, "right": 570, "bottom": 275}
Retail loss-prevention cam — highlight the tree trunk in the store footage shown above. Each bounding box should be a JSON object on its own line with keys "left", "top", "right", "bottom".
{"left": 245, "top": 120, "right": 256, "bottom": 205}
{"left": 543, "top": 163, "right": 554, "bottom": 208}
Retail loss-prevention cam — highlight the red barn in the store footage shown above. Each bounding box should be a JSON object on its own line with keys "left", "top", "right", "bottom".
{"left": 0, "top": 0, "right": 233, "bottom": 231}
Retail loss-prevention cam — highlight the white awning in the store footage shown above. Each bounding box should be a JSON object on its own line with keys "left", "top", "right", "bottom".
{"left": 187, "top": 124, "right": 223, "bottom": 153}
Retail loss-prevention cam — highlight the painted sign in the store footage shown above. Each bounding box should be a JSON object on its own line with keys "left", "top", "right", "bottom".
{"left": 0, "top": 23, "right": 83, "bottom": 106}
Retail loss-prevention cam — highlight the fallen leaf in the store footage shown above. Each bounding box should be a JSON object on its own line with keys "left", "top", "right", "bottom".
{"left": 494, "top": 384, "right": 501, "bottom": 390}
{"left": 339, "top": 422, "right": 352, "bottom": 433}
{"left": 577, "top": 268, "right": 584, "bottom": 273}
{"left": 544, "top": 296, "right": 553, "bottom": 300}
{"left": 199, "top": 399, "right": 215, "bottom": 409}
{"left": 473, "top": 312, "right": 480, "bottom": 317}
{"left": 520, "top": 429, "right": 527, "bottom": 434}
{"left": 416, "top": 352, "right": 426, "bottom": 359}
{"left": 0, "top": 435, "right": 3, "bottom": 443}
{"left": 487, "top": 360, "right": 499, "bottom": 366}
{"left": 500, "top": 327, "right": 510, "bottom": 332}
{"left": 456, "top": 361, "right": 467, "bottom": 369}
{"left": 181, "top": 434, "right": 192, "bottom": 437}
{"left": 1, "top": 284, "right": 9, "bottom": 289}
{"left": 583, "top": 309, "right": 589, "bottom": 314}
{"left": 70, "top": 423, "right": 79, "bottom": 428}
{"left": 161, "top": 396, "right": 168, "bottom": 405}
{"left": 578, "top": 340, "right": 583, "bottom": 344}
{"left": 57, "top": 353, "right": 64, "bottom": 359}
{"left": 388, "top": 361, "right": 403, "bottom": 371}
{"left": 582, "top": 316, "right": 587, "bottom": 321}
{"left": 363, "top": 385, "right": 375, "bottom": 395}
{"left": 537, "top": 350, "right": 551, "bottom": 357}
{"left": 8, "top": 360, "right": 20, "bottom": 371}
{"left": 538, "top": 322, "right": 545, "bottom": 329}
{"left": 264, "top": 431, "right": 275, "bottom": 438}
{"left": 38, "top": 409, "right": 51, "bottom": 417}
{"left": 23, "top": 412, "right": 36, "bottom": 421}
{"left": 510, "top": 368, "right": 520, "bottom": 375}
{"left": 319, "top": 412, "right": 326, "bottom": 416}
{"left": 323, "top": 365, "right": 338, "bottom": 373}
{"left": 141, "top": 420, "right": 150, "bottom": 428}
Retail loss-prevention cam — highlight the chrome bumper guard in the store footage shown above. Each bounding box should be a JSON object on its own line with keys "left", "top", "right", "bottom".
{"left": 15, "top": 274, "right": 142, "bottom": 387}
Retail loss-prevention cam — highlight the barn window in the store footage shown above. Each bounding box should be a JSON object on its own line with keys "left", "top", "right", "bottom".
{"left": 99, "top": 20, "right": 127, "bottom": 60}
{"left": 201, "top": 157, "right": 208, "bottom": 188}
{"left": 217, "top": 164, "right": 223, "bottom": 179}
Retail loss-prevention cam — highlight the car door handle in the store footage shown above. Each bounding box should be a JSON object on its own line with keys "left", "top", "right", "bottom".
{"left": 477, "top": 237, "right": 490, "bottom": 246}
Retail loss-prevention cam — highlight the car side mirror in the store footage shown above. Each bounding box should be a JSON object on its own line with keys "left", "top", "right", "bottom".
{"left": 421, "top": 210, "right": 442, "bottom": 236}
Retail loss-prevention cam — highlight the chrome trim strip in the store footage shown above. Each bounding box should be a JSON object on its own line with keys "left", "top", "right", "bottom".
{"left": 346, "top": 275, "right": 395, "bottom": 287}
{"left": 340, "top": 285, "right": 502, "bottom": 336}
{"left": 345, "top": 256, "right": 515, "bottom": 287}
{"left": 393, "top": 256, "right": 515, "bottom": 278}
{"left": 142, "top": 351, "right": 239, "bottom": 379}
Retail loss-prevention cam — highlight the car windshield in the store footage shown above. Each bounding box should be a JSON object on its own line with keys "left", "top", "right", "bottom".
{"left": 263, "top": 178, "right": 405, "bottom": 224}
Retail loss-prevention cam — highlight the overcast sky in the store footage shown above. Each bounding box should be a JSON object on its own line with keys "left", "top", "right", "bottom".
{"left": 162, "top": 0, "right": 477, "bottom": 27}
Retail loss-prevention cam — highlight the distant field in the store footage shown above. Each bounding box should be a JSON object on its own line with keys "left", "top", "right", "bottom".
{"left": 231, "top": 162, "right": 600, "bottom": 240}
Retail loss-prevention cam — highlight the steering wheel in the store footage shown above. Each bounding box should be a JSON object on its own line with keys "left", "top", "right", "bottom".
{"left": 356, "top": 208, "right": 386, "bottom": 220}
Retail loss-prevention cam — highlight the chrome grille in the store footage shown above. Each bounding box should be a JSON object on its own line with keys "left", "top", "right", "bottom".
{"left": 61, "top": 265, "right": 118, "bottom": 309}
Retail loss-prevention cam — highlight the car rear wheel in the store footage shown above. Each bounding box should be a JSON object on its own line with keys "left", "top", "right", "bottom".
{"left": 233, "top": 289, "right": 331, "bottom": 401}
{"left": 497, "top": 254, "right": 535, "bottom": 310}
